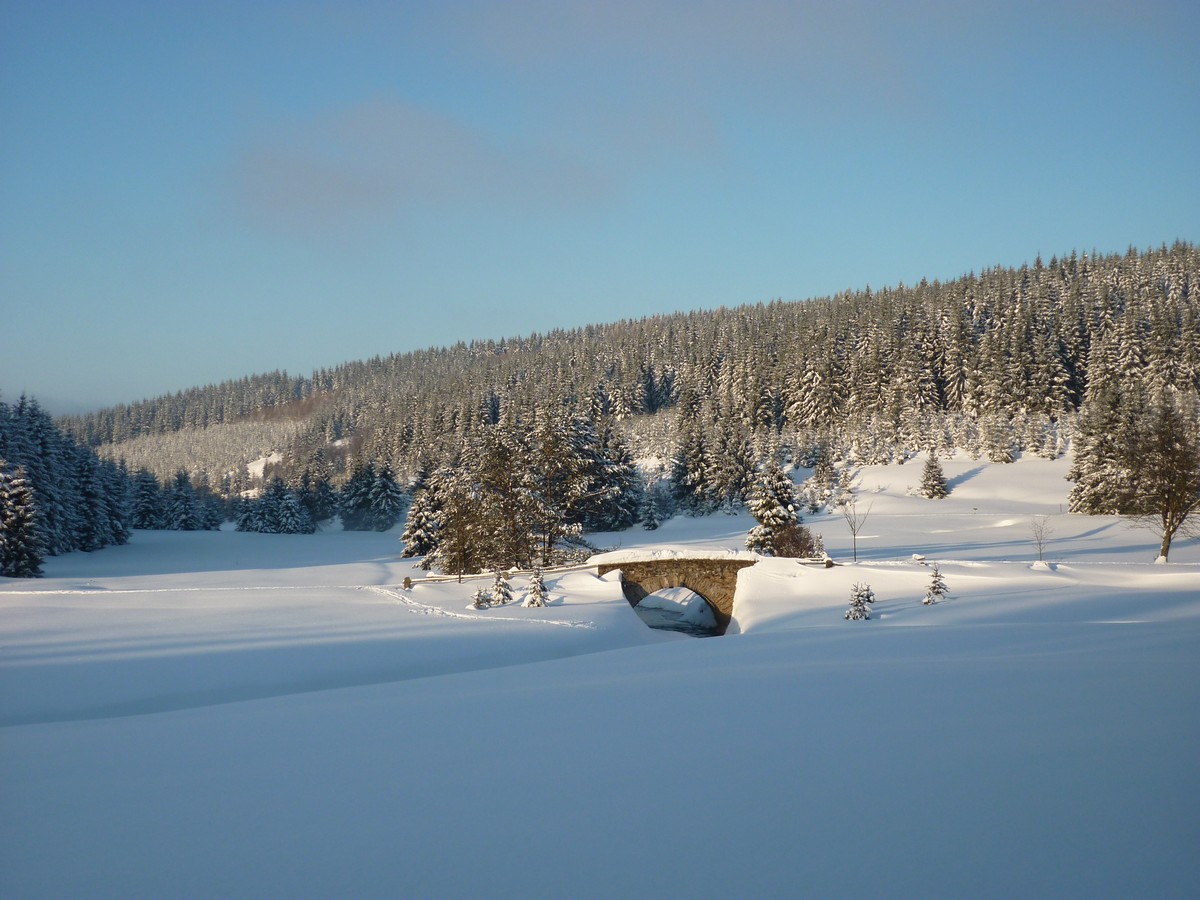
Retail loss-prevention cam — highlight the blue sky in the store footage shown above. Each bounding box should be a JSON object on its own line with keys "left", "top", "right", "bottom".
{"left": 2, "top": 1, "right": 1198, "bottom": 415}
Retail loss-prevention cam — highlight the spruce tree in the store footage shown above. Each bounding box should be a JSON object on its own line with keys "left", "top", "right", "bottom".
{"left": 424, "top": 470, "right": 483, "bottom": 580}
{"left": 491, "top": 569, "right": 513, "bottom": 606}
{"left": 166, "top": 470, "right": 203, "bottom": 530}
{"left": 919, "top": 453, "right": 949, "bottom": 499}
{"left": 923, "top": 563, "right": 947, "bottom": 604}
{"left": 401, "top": 481, "right": 443, "bottom": 558}
{"left": 844, "top": 582, "right": 875, "bottom": 620}
{"left": 745, "top": 460, "right": 799, "bottom": 555}
{"left": 523, "top": 567, "right": 548, "bottom": 607}
{"left": 339, "top": 462, "right": 377, "bottom": 530}
{"left": 639, "top": 478, "right": 673, "bottom": 530}
{"left": 73, "top": 446, "right": 110, "bottom": 551}
{"left": 366, "top": 463, "right": 407, "bottom": 531}
{"left": 0, "top": 462, "right": 44, "bottom": 577}
{"left": 1128, "top": 387, "right": 1200, "bottom": 560}
{"left": 300, "top": 469, "right": 338, "bottom": 524}
{"left": 277, "top": 490, "right": 316, "bottom": 534}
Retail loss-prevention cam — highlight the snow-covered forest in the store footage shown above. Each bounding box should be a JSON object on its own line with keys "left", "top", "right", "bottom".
{"left": 4, "top": 243, "right": 1199, "bottom": 581}
{"left": 0, "top": 397, "right": 132, "bottom": 576}
{"left": 61, "top": 244, "right": 1197, "bottom": 489}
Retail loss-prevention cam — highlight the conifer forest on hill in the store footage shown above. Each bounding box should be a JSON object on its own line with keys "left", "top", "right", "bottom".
{"left": 63, "top": 243, "right": 1197, "bottom": 480}
{"left": 4, "top": 243, "right": 1198, "bottom": 576}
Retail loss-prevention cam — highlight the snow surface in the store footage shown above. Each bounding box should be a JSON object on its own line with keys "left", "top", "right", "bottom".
{"left": 2, "top": 454, "right": 1198, "bottom": 898}
{"left": 246, "top": 450, "right": 283, "bottom": 480}
{"left": 635, "top": 585, "right": 719, "bottom": 629}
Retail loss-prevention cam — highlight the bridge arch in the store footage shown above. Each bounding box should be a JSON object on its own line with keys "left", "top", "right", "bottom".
{"left": 593, "top": 555, "right": 758, "bottom": 634}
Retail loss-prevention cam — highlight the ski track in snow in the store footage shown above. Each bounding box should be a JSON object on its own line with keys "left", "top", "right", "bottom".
{"left": 0, "top": 585, "right": 368, "bottom": 596}
{"left": 0, "top": 584, "right": 598, "bottom": 629}
{"left": 363, "top": 585, "right": 596, "bottom": 629}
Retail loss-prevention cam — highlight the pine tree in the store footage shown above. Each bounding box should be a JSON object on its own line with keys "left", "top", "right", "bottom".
{"left": 1068, "top": 375, "right": 1141, "bottom": 514}
{"left": 576, "top": 426, "right": 643, "bottom": 532}
{"left": 473, "top": 425, "right": 537, "bottom": 569}
{"left": 639, "top": 478, "right": 673, "bottom": 530}
{"left": 745, "top": 460, "right": 799, "bottom": 555}
{"left": 469, "top": 586, "right": 491, "bottom": 609}
{"left": 923, "top": 563, "right": 947, "bottom": 604}
{"left": 277, "top": 490, "right": 316, "bottom": 535}
{"left": 919, "top": 453, "right": 949, "bottom": 499}
{"left": 401, "top": 478, "right": 443, "bottom": 558}
{"left": 99, "top": 458, "right": 132, "bottom": 546}
{"left": 0, "top": 461, "right": 44, "bottom": 577}
{"left": 670, "top": 422, "right": 719, "bottom": 516}
{"left": 526, "top": 413, "right": 592, "bottom": 564}
{"left": 491, "top": 569, "right": 513, "bottom": 606}
{"left": 424, "top": 469, "right": 484, "bottom": 580}
{"left": 166, "top": 470, "right": 203, "bottom": 530}
{"left": 523, "top": 567, "right": 548, "bottom": 607}
{"left": 71, "top": 447, "right": 106, "bottom": 552}
{"left": 257, "top": 478, "right": 290, "bottom": 533}
{"left": 299, "top": 469, "right": 338, "bottom": 525}
{"left": 365, "top": 463, "right": 407, "bottom": 531}
{"left": 339, "top": 462, "right": 376, "bottom": 531}
{"left": 844, "top": 582, "right": 875, "bottom": 620}
{"left": 1128, "top": 387, "right": 1200, "bottom": 560}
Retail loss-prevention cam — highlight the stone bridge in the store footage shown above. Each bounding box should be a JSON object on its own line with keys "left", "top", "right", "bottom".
{"left": 589, "top": 550, "right": 759, "bottom": 633}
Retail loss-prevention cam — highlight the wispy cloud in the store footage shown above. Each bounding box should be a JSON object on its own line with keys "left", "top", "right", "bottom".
{"left": 226, "top": 95, "right": 719, "bottom": 235}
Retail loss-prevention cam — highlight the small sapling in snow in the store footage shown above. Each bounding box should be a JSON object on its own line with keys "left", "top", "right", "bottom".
{"left": 470, "top": 587, "right": 491, "bottom": 610}
{"left": 924, "top": 563, "right": 947, "bottom": 605}
{"left": 845, "top": 582, "right": 875, "bottom": 620}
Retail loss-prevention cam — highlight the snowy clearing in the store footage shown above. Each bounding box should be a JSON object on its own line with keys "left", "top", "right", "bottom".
{"left": 2, "top": 454, "right": 1198, "bottom": 898}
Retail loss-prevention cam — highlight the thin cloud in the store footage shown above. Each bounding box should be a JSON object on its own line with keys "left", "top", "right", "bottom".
{"left": 226, "top": 95, "right": 721, "bottom": 235}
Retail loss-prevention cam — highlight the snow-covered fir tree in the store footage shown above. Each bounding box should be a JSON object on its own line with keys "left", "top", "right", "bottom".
{"left": 845, "top": 582, "right": 875, "bottom": 620}
{"left": 639, "top": 477, "right": 674, "bottom": 530}
{"left": 423, "top": 469, "right": 484, "bottom": 580}
{"left": 338, "top": 462, "right": 377, "bottom": 531}
{"left": 401, "top": 473, "right": 444, "bottom": 558}
{"left": 73, "top": 446, "right": 110, "bottom": 551}
{"left": 745, "top": 460, "right": 799, "bottom": 555}
{"left": 469, "top": 586, "right": 491, "bottom": 609}
{"left": 522, "top": 567, "right": 548, "bottom": 607}
{"left": 919, "top": 453, "right": 949, "bottom": 499}
{"left": 277, "top": 490, "right": 316, "bottom": 535}
{"left": 491, "top": 569, "right": 513, "bottom": 606}
{"left": 1126, "top": 387, "right": 1200, "bottom": 560}
{"left": 0, "top": 461, "right": 44, "bottom": 577}
{"left": 238, "top": 477, "right": 314, "bottom": 534}
{"left": 1067, "top": 380, "right": 1140, "bottom": 514}
{"left": 364, "top": 463, "right": 406, "bottom": 531}
{"left": 130, "top": 468, "right": 164, "bottom": 529}
{"left": 296, "top": 468, "right": 337, "bottom": 525}
{"left": 165, "top": 470, "right": 204, "bottom": 531}
{"left": 924, "top": 563, "right": 947, "bottom": 604}
{"left": 0, "top": 397, "right": 137, "bottom": 558}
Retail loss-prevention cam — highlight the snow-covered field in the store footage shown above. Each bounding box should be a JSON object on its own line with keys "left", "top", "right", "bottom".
{"left": 2, "top": 454, "right": 1198, "bottom": 898}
